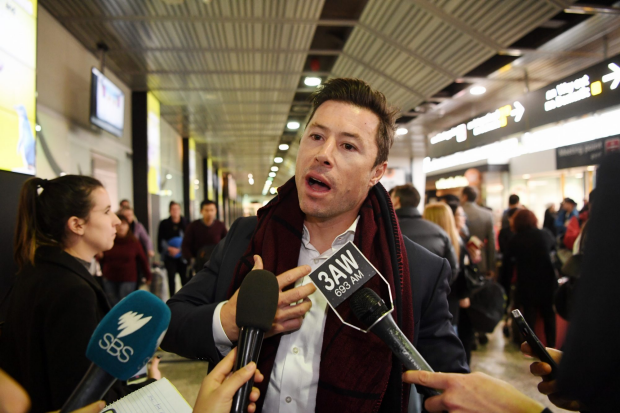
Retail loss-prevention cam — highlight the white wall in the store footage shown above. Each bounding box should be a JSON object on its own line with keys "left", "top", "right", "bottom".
{"left": 35, "top": 6, "right": 133, "bottom": 205}
{"left": 158, "top": 118, "right": 183, "bottom": 219}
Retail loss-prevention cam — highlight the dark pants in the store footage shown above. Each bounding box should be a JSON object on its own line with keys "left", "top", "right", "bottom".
{"left": 458, "top": 310, "right": 475, "bottom": 367}
{"left": 103, "top": 279, "right": 136, "bottom": 306}
{"left": 522, "top": 300, "right": 556, "bottom": 348}
{"left": 165, "top": 257, "right": 188, "bottom": 297}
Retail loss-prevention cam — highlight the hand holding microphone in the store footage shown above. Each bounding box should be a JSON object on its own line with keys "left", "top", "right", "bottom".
{"left": 59, "top": 290, "right": 171, "bottom": 413}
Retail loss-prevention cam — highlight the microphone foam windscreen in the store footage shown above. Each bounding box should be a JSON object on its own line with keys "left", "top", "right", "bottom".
{"left": 86, "top": 290, "right": 171, "bottom": 380}
{"left": 236, "top": 270, "right": 279, "bottom": 332}
{"left": 350, "top": 288, "right": 389, "bottom": 328}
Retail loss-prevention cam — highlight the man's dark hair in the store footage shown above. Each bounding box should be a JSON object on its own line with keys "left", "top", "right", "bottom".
{"left": 462, "top": 186, "right": 478, "bottom": 202}
{"left": 440, "top": 194, "right": 460, "bottom": 215}
{"left": 508, "top": 194, "right": 520, "bottom": 206}
{"left": 201, "top": 200, "right": 217, "bottom": 210}
{"left": 169, "top": 201, "right": 180, "bottom": 211}
{"left": 563, "top": 197, "right": 577, "bottom": 206}
{"left": 393, "top": 184, "right": 421, "bottom": 208}
{"left": 306, "top": 78, "right": 400, "bottom": 167}
{"left": 119, "top": 199, "right": 129, "bottom": 206}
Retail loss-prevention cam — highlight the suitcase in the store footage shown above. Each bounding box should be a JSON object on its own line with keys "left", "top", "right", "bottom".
{"left": 150, "top": 264, "right": 170, "bottom": 302}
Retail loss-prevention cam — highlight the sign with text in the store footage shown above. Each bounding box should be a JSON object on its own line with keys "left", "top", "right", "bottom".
{"left": 309, "top": 242, "right": 378, "bottom": 309}
{"left": 429, "top": 54, "right": 620, "bottom": 159}
{"left": 556, "top": 134, "right": 620, "bottom": 169}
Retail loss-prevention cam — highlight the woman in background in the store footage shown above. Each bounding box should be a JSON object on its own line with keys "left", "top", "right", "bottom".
{"left": 501, "top": 209, "right": 557, "bottom": 347}
{"left": 100, "top": 214, "right": 152, "bottom": 305}
{"left": 0, "top": 176, "right": 156, "bottom": 413}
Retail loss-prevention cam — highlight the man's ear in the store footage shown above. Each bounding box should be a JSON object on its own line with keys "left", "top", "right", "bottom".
{"left": 370, "top": 162, "right": 388, "bottom": 187}
{"left": 66, "top": 216, "right": 86, "bottom": 236}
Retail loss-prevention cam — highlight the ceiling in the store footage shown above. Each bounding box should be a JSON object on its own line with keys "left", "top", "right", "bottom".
{"left": 39, "top": 0, "right": 620, "bottom": 196}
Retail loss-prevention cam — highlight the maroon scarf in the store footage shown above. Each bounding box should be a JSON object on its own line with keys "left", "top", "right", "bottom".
{"left": 228, "top": 177, "right": 414, "bottom": 412}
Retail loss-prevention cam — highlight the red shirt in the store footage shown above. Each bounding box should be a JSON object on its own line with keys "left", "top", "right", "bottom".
{"left": 101, "top": 236, "right": 151, "bottom": 283}
{"left": 181, "top": 219, "right": 228, "bottom": 259}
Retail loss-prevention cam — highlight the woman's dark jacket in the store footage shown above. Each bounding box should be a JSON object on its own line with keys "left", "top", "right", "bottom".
{"left": 500, "top": 228, "right": 557, "bottom": 304}
{"left": 0, "top": 247, "right": 133, "bottom": 412}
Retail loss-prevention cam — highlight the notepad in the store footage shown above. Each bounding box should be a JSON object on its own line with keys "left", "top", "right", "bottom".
{"left": 100, "top": 378, "right": 193, "bottom": 413}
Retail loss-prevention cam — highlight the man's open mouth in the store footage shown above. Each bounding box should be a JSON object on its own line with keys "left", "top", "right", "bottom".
{"left": 307, "top": 176, "right": 331, "bottom": 191}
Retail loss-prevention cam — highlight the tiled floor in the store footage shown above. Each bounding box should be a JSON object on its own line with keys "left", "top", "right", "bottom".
{"left": 157, "top": 324, "right": 569, "bottom": 411}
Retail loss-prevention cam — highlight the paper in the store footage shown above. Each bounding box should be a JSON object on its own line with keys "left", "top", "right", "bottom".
{"left": 100, "top": 378, "right": 192, "bottom": 413}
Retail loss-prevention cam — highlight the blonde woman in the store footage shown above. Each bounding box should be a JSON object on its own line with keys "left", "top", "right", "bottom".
{"left": 423, "top": 203, "right": 461, "bottom": 260}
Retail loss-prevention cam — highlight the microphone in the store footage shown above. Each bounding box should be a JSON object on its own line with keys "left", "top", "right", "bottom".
{"left": 60, "top": 290, "right": 171, "bottom": 413}
{"left": 230, "top": 270, "right": 279, "bottom": 413}
{"left": 350, "top": 288, "right": 441, "bottom": 397}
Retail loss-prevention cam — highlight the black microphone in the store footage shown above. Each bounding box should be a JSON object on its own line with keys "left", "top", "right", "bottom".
{"left": 230, "top": 270, "right": 279, "bottom": 413}
{"left": 60, "top": 291, "right": 171, "bottom": 412}
{"left": 350, "top": 288, "right": 441, "bottom": 397}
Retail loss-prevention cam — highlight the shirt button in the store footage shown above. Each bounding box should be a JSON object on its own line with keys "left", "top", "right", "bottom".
{"left": 285, "top": 397, "right": 292, "bottom": 403}
{"left": 292, "top": 347, "right": 299, "bottom": 354}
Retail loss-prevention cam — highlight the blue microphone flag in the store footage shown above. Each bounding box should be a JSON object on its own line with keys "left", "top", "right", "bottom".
{"left": 86, "top": 290, "right": 170, "bottom": 381}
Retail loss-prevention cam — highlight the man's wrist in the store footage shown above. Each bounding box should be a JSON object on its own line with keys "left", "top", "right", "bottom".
{"left": 220, "top": 301, "right": 239, "bottom": 342}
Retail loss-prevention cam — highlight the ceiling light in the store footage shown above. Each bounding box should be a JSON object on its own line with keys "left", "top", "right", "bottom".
{"left": 35, "top": 124, "right": 41, "bottom": 132}
{"left": 396, "top": 127, "right": 408, "bottom": 136}
{"left": 249, "top": 178, "right": 254, "bottom": 185}
{"left": 470, "top": 86, "right": 487, "bottom": 95}
{"left": 248, "top": 173, "right": 253, "bottom": 179}
{"left": 274, "top": 157, "right": 283, "bottom": 163}
{"left": 271, "top": 166, "right": 279, "bottom": 172}
{"left": 166, "top": 174, "right": 172, "bottom": 180}
{"left": 269, "top": 187, "right": 277, "bottom": 194}
{"left": 279, "top": 144, "right": 289, "bottom": 151}
{"left": 304, "top": 77, "right": 322, "bottom": 87}
{"left": 287, "top": 121, "right": 300, "bottom": 130}
{"left": 194, "top": 179, "right": 200, "bottom": 185}
{"left": 269, "top": 172, "right": 276, "bottom": 177}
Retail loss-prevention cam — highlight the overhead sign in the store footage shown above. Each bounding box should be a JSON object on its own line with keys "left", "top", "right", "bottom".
{"left": 556, "top": 134, "right": 620, "bottom": 169}
{"left": 429, "top": 54, "right": 620, "bottom": 159}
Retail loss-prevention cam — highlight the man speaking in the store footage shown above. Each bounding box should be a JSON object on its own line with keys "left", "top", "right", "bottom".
{"left": 161, "top": 78, "right": 468, "bottom": 412}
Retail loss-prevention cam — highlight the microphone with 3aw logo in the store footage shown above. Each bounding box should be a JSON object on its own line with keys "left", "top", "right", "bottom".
{"left": 59, "top": 290, "right": 171, "bottom": 413}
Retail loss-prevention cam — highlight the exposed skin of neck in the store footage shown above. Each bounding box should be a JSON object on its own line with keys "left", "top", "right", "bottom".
{"left": 171, "top": 216, "right": 180, "bottom": 224}
{"left": 63, "top": 234, "right": 96, "bottom": 262}
{"left": 303, "top": 199, "right": 364, "bottom": 255}
{"left": 203, "top": 216, "right": 215, "bottom": 226}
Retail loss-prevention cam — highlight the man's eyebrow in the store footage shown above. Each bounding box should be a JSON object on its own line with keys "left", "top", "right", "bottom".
{"left": 309, "top": 123, "right": 361, "bottom": 140}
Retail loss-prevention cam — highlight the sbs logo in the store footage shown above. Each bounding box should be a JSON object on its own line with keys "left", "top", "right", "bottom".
{"left": 99, "top": 311, "right": 152, "bottom": 363}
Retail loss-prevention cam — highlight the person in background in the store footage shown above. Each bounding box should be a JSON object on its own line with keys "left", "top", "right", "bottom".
{"left": 157, "top": 201, "right": 188, "bottom": 296}
{"left": 0, "top": 176, "right": 158, "bottom": 412}
{"left": 391, "top": 184, "right": 458, "bottom": 282}
{"left": 119, "top": 207, "right": 154, "bottom": 258}
{"left": 501, "top": 209, "right": 557, "bottom": 348}
{"left": 119, "top": 199, "right": 130, "bottom": 210}
{"left": 460, "top": 186, "right": 496, "bottom": 279}
{"left": 543, "top": 203, "right": 558, "bottom": 236}
{"left": 498, "top": 207, "right": 520, "bottom": 254}
{"left": 100, "top": 214, "right": 152, "bottom": 306}
{"left": 182, "top": 200, "right": 228, "bottom": 274}
{"left": 423, "top": 203, "right": 467, "bottom": 329}
{"left": 501, "top": 194, "right": 521, "bottom": 229}
{"left": 554, "top": 198, "right": 578, "bottom": 238}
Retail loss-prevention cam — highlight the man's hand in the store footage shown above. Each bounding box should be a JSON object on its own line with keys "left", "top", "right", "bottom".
{"left": 167, "top": 246, "right": 180, "bottom": 256}
{"left": 147, "top": 356, "right": 162, "bottom": 380}
{"left": 220, "top": 255, "right": 314, "bottom": 342}
{"left": 403, "top": 370, "right": 545, "bottom": 413}
{"left": 521, "top": 343, "right": 582, "bottom": 411}
{"left": 193, "top": 348, "right": 264, "bottom": 413}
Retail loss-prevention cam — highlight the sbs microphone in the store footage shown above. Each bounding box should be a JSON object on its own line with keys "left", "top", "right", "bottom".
{"left": 230, "top": 270, "right": 279, "bottom": 413}
{"left": 350, "top": 288, "right": 441, "bottom": 397}
{"left": 60, "top": 290, "right": 171, "bottom": 413}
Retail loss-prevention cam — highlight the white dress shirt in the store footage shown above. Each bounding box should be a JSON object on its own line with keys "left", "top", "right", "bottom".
{"left": 212, "top": 217, "right": 360, "bottom": 412}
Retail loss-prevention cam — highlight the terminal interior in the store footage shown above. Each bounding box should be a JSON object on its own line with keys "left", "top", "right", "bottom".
{"left": 2, "top": 0, "right": 620, "bottom": 412}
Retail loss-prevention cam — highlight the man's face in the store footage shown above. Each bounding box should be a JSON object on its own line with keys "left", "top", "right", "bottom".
{"left": 295, "top": 101, "right": 387, "bottom": 221}
{"left": 170, "top": 204, "right": 181, "bottom": 220}
{"left": 201, "top": 204, "right": 217, "bottom": 223}
{"left": 390, "top": 193, "right": 401, "bottom": 209}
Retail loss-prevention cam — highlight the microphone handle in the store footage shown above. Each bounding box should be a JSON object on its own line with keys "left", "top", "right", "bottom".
{"left": 371, "top": 314, "right": 441, "bottom": 397}
{"left": 230, "top": 327, "right": 264, "bottom": 413}
{"left": 60, "top": 363, "right": 116, "bottom": 413}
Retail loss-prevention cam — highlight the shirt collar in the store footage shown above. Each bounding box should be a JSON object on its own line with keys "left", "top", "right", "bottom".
{"left": 302, "top": 216, "right": 360, "bottom": 249}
